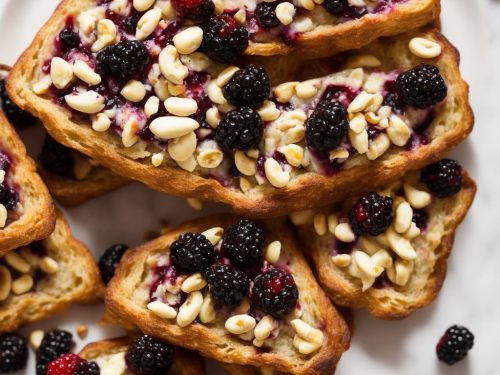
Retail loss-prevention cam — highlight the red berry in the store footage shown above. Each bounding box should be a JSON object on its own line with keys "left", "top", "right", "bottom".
{"left": 47, "top": 354, "right": 84, "bottom": 375}
{"left": 217, "top": 15, "right": 236, "bottom": 37}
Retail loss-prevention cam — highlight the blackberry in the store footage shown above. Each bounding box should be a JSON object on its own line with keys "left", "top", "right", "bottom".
{"left": 0, "top": 79, "right": 37, "bottom": 128}
{"left": 223, "top": 64, "right": 270, "bottom": 108}
{"left": 122, "top": 14, "right": 141, "bottom": 34}
{"left": 305, "top": 100, "right": 349, "bottom": 152}
{"left": 0, "top": 185, "right": 18, "bottom": 210}
{"left": 170, "top": 232, "right": 215, "bottom": 273}
{"left": 0, "top": 333, "right": 28, "bottom": 373}
{"left": 171, "top": 0, "right": 215, "bottom": 23}
{"left": 75, "top": 361, "right": 100, "bottom": 375}
{"left": 36, "top": 330, "right": 73, "bottom": 375}
{"left": 126, "top": 335, "right": 174, "bottom": 375}
{"left": 324, "top": 0, "right": 348, "bottom": 15}
{"left": 251, "top": 268, "right": 298, "bottom": 318}
{"left": 349, "top": 192, "right": 393, "bottom": 236}
{"left": 205, "top": 264, "right": 250, "bottom": 307}
{"left": 201, "top": 15, "right": 249, "bottom": 63}
{"left": 382, "top": 92, "right": 404, "bottom": 113}
{"left": 421, "top": 159, "right": 463, "bottom": 198}
{"left": 98, "top": 244, "right": 129, "bottom": 284}
{"left": 412, "top": 209, "right": 428, "bottom": 231}
{"left": 215, "top": 108, "right": 264, "bottom": 151}
{"left": 58, "top": 29, "right": 81, "bottom": 50}
{"left": 396, "top": 64, "right": 447, "bottom": 108}
{"left": 222, "top": 220, "right": 265, "bottom": 269}
{"left": 254, "top": 3, "right": 280, "bottom": 29}
{"left": 436, "top": 325, "right": 474, "bottom": 365}
{"left": 40, "top": 136, "right": 75, "bottom": 177}
{"left": 96, "top": 41, "right": 150, "bottom": 79}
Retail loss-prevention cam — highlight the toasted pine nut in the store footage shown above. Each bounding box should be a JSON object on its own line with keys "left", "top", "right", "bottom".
{"left": 291, "top": 16, "right": 313, "bottom": 33}
{"left": 366, "top": 133, "right": 390, "bottom": 160}
{"left": 265, "top": 241, "right": 281, "bottom": 264}
{"left": 358, "top": 236, "right": 382, "bottom": 255}
{"left": 346, "top": 54, "right": 382, "bottom": 68}
{"left": 168, "top": 131, "right": 197, "bottom": 162}
{"left": 136, "top": 8, "right": 162, "bottom": 40}
{"left": 274, "top": 82, "right": 299, "bottom": 103}
{"left": 33, "top": 76, "right": 53, "bottom": 95}
{"left": 334, "top": 223, "right": 356, "bottom": 242}
{"left": 144, "top": 96, "right": 160, "bottom": 118}
{"left": 159, "top": 45, "right": 188, "bottom": 84}
{"left": 348, "top": 129, "right": 368, "bottom": 154}
{"left": 387, "top": 258, "right": 414, "bottom": 286}
{"left": 181, "top": 272, "right": 207, "bottom": 293}
{"left": 121, "top": 80, "right": 146, "bottom": 102}
{"left": 276, "top": 2, "right": 296, "bottom": 25}
{"left": 73, "top": 60, "right": 101, "bottom": 86}
{"left": 327, "top": 214, "right": 339, "bottom": 234}
{"left": 403, "top": 222, "right": 421, "bottom": 240}
{"left": 235, "top": 151, "right": 256, "bottom": 176}
{"left": 150, "top": 116, "right": 200, "bottom": 139}
{"left": 207, "top": 81, "right": 227, "bottom": 104}
{"left": 30, "top": 330, "right": 44, "bottom": 350}
{"left": 353, "top": 251, "right": 383, "bottom": 278}
{"left": 197, "top": 149, "right": 223, "bottom": 169}
{"left": 349, "top": 113, "right": 367, "bottom": 134}
{"left": 403, "top": 183, "right": 432, "bottom": 209}
{"left": 92, "top": 113, "right": 111, "bottom": 132}
{"left": 199, "top": 294, "right": 216, "bottom": 323}
{"left": 12, "top": 275, "right": 34, "bottom": 295}
{"left": 409, "top": 37, "right": 442, "bottom": 59}
{"left": 133, "top": 0, "right": 155, "bottom": 11}
{"left": 289, "top": 209, "right": 315, "bottom": 226}
{"left": 50, "top": 57, "right": 73, "bottom": 89}
{"left": 297, "top": 0, "right": 315, "bottom": 10}
{"left": 348, "top": 92, "right": 373, "bottom": 113}
{"left": 295, "top": 81, "right": 317, "bottom": 99}
{"left": 291, "top": 319, "right": 324, "bottom": 346}
{"left": 394, "top": 201, "right": 413, "bottom": 234}
{"left": 258, "top": 100, "right": 281, "bottom": 121}
{"left": 177, "top": 155, "right": 197, "bottom": 172}
{"left": 216, "top": 66, "right": 240, "bottom": 87}
{"left": 92, "top": 19, "right": 117, "bottom": 51}
{"left": 201, "top": 227, "right": 224, "bottom": 245}
{"left": 313, "top": 213, "right": 327, "bottom": 236}
{"left": 346, "top": 68, "right": 364, "bottom": 89}
{"left": 387, "top": 115, "right": 411, "bottom": 146}
{"left": 187, "top": 198, "right": 203, "bottom": 210}
{"left": 173, "top": 26, "right": 204, "bottom": 55}
{"left": 40, "top": 257, "right": 59, "bottom": 274}
{"left": 254, "top": 315, "right": 275, "bottom": 341}
{"left": 371, "top": 249, "right": 393, "bottom": 269}
{"left": 206, "top": 107, "right": 221, "bottom": 128}
{"left": 0, "top": 266, "right": 11, "bottom": 301}
{"left": 147, "top": 300, "right": 178, "bottom": 319}
{"left": 177, "top": 291, "right": 203, "bottom": 327}
{"left": 152, "top": 153, "right": 164, "bottom": 167}
{"left": 386, "top": 227, "right": 417, "bottom": 260}
{"left": 5, "top": 252, "right": 31, "bottom": 273}
{"left": 225, "top": 314, "right": 256, "bottom": 335}
{"left": 121, "top": 117, "right": 139, "bottom": 147}
{"left": 331, "top": 254, "right": 352, "bottom": 267}
{"left": 65, "top": 91, "right": 105, "bottom": 114}
{"left": 264, "top": 158, "right": 290, "bottom": 188}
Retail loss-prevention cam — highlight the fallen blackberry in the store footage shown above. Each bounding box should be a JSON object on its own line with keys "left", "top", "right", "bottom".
{"left": 205, "top": 264, "right": 250, "bottom": 307}
{"left": 98, "top": 244, "right": 129, "bottom": 284}
{"left": 215, "top": 107, "right": 264, "bottom": 151}
{"left": 436, "top": 325, "right": 474, "bottom": 365}
{"left": 254, "top": 3, "right": 280, "bottom": 29}
{"left": 36, "top": 330, "right": 73, "bottom": 375}
{"left": 40, "top": 136, "right": 75, "bottom": 177}
{"left": 396, "top": 64, "right": 447, "bottom": 108}
{"left": 0, "top": 333, "right": 28, "bottom": 373}
{"left": 349, "top": 192, "right": 393, "bottom": 236}
{"left": 222, "top": 220, "right": 265, "bottom": 269}
{"left": 96, "top": 40, "right": 150, "bottom": 79}
{"left": 126, "top": 335, "right": 174, "bottom": 375}
{"left": 170, "top": 232, "right": 215, "bottom": 273}
{"left": 305, "top": 100, "right": 349, "bottom": 151}
{"left": 421, "top": 159, "right": 463, "bottom": 198}
{"left": 223, "top": 64, "right": 270, "bottom": 108}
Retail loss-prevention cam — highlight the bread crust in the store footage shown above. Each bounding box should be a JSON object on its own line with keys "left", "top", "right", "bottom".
{"left": 79, "top": 337, "right": 205, "bottom": 375}
{"left": 0, "top": 111, "right": 55, "bottom": 255}
{"left": 105, "top": 215, "right": 350, "bottom": 375}
{"left": 7, "top": 20, "right": 472, "bottom": 217}
{"left": 300, "top": 172, "right": 477, "bottom": 320}
{"left": 0, "top": 210, "right": 103, "bottom": 332}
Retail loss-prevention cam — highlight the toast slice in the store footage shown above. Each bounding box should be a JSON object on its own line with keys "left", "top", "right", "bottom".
{"left": 8, "top": 24, "right": 472, "bottom": 218}
{"left": 78, "top": 337, "right": 205, "bottom": 375}
{"left": 291, "top": 161, "right": 476, "bottom": 320}
{"left": 0, "top": 111, "right": 55, "bottom": 255}
{"left": 105, "top": 215, "right": 350, "bottom": 374}
{"left": 0, "top": 210, "right": 102, "bottom": 332}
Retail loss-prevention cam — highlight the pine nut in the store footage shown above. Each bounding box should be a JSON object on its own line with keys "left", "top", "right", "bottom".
{"left": 366, "top": 133, "right": 390, "bottom": 160}
{"left": 274, "top": 82, "right": 298, "bottom": 103}
{"left": 165, "top": 97, "right": 198, "bottom": 117}
{"left": 349, "top": 129, "right": 368, "bottom": 154}
{"left": 291, "top": 319, "right": 324, "bottom": 347}
{"left": 180, "top": 52, "right": 210, "bottom": 72}
{"left": 358, "top": 236, "right": 382, "bottom": 255}
{"left": 207, "top": 81, "right": 227, "bottom": 104}
{"left": 366, "top": 93, "right": 383, "bottom": 113}
{"left": 154, "top": 79, "right": 170, "bottom": 100}
{"left": 199, "top": 294, "right": 216, "bottom": 323}
{"left": 387, "top": 258, "right": 414, "bottom": 286}
{"left": 254, "top": 316, "right": 275, "bottom": 341}
{"left": 225, "top": 314, "right": 256, "bottom": 335}
{"left": 168, "top": 82, "right": 186, "bottom": 96}
{"left": 404, "top": 183, "right": 432, "bottom": 209}
{"left": 5, "top": 252, "right": 31, "bottom": 273}
{"left": 136, "top": 8, "right": 162, "bottom": 40}
{"left": 40, "top": 256, "right": 59, "bottom": 274}
{"left": 121, "top": 80, "right": 146, "bottom": 102}
{"left": 201, "top": 227, "right": 224, "bottom": 245}
{"left": 65, "top": 91, "right": 105, "bottom": 114}
{"left": 284, "top": 125, "right": 305, "bottom": 144}
{"left": 264, "top": 158, "right": 290, "bottom": 188}
{"left": 409, "top": 37, "right": 442, "bottom": 59}
{"left": 144, "top": 96, "right": 160, "bottom": 118}
{"left": 240, "top": 177, "right": 252, "bottom": 193}
{"left": 295, "top": 81, "right": 317, "bottom": 99}
{"left": 177, "top": 291, "right": 203, "bottom": 327}
{"left": 152, "top": 153, "right": 164, "bottom": 167}
{"left": 121, "top": 117, "right": 139, "bottom": 147}
{"left": 353, "top": 251, "right": 383, "bottom": 278}
{"left": 92, "top": 19, "right": 117, "bottom": 51}
{"left": 181, "top": 272, "right": 207, "bottom": 293}
{"left": 371, "top": 249, "right": 393, "bottom": 269}
{"left": 187, "top": 198, "right": 203, "bottom": 210}
{"left": 12, "top": 275, "right": 34, "bottom": 295}
{"left": 73, "top": 60, "right": 101, "bottom": 86}
{"left": 332, "top": 254, "right": 352, "bottom": 267}
{"left": 292, "top": 16, "right": 313, "bottom": 33}
{"left": 313, "top": 213, "right": 327, "bottom": 236}
{"left": 50, "top": 57, "right": 73, "bottom": 89}
{"left": 329, "top": 148, "right": 349, "bottom": 161}
{"left": 276, "top": 2, "right": 295, "bottom": 25}
{"left": 206, "top": 107, "right": 221, "bottom": 128}
{"left": 257, "top": 100, "right": 281, "bottom": 121}
{"left": 216, "top": 66, "right": 240, "bottom": 87}
{"left": 289, "top": 209, "right": 315, "bottom": 226}
{"left": 349, "top": 113, "right": 367, "bottom": 134}
{"left": 280, "top": 144, "right": 303, "bottom": 167}
{"left": 197, "top": 149, "right": 223, "bottom": 169}
{"left": 90, "top": 113, "right": 110, "bottom": 132}
{"left": 386, "top": 227, "right": 417, "bottom": 260}
{"left": 0, "top": 266, "right": 11, "bottom": 301}
{"left": 173, "top": 26, "right": 203, "bottom": 55}
{"left": 403, "top": 222, "right": 421, "bottom": 240}
{"left": 110, "top": 0, "right": 130, "bottom": 15}
{"left": 346, "top": 68, "right": 364, "bottom": 89}
{"left": 176, "top": 155, "right": 197, "bottom": 172}
{"left": 387, "top": 115, "right": 411, "bottom": 146}
{"left": 133, "top": 0, "right": 155, "bottom": 12}
{"left": 265, "top": 241, "right": 281, "bottom": 263}
{"left": 235, "top": 151, "right": 256, "bottom": 176}
{"left": 150, "top": 116, "right": 199, "bottom": 139}
{"left": 346, "top": 54, "right": 382, "bottom": 68}
{"left": 327, "top": 214, "right": 339, "bottom": 234}
{"left": 293, "top": 335, "right": 320, "bottom": 354}
{"left": 0, "top": 171, "right": 4, "bottom": 185}
{"left": 33, "top": 76, "right": 52, "bottom": 95}
{"left": 77, "top": 7, "right": 105, "bottom": 37}
{"left": 161, "top": 1, "right": 176, "bottom": 18}
{"left": 334, "top": 223, "right": 356, "bottom": 242}
{"left": 253, "top": 338, "right": 265, "bottom": 347}
{"left": 394, "top": 201, "right": 413, "bottom": 234}
{"left": 360, "top": 274, "right": 376, "bottom": 291}
{"left": 147, "top": 300, "right": 178, "bottom": 319}
{"left": 213, "top": 0, "right": 224, "bottom": 14}
{"left": 30, "top": 330, "right": 44, "bottom": 350}
{"left": 348, "top": 92, "right": 373, "bottom": 113}
{"left": 159, "top": 45, "right": 189, "bottom": 84}
{"left": 234, "top": 8, "right": 246, "bottom": 24}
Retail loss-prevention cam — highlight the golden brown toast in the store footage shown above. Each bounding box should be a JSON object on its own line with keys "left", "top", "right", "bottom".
{"left": 105, "top": 215, "right": 350, "bottom": 374}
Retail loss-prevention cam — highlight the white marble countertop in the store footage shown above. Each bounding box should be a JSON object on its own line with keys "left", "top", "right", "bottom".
{"left": 1, "top": 0, "right": 498, "bottom": 373}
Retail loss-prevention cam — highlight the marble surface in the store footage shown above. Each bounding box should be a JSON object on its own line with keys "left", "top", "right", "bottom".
{"left": 1, "top": 0, "right": 499, "bottom": 373}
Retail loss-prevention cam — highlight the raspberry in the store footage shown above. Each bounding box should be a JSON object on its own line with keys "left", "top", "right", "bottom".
{"left": 254, "top": 3, "right": 280, "bottom": 29}
{"left": 98, "top": 244, "right": 129, "bottom": 284}
{"left": 305, "top": 100, "right": 349, "bottom": 151}
{"left": 36, "top": 330, "right": 73, "bottom": 375}
{"left": 421, "top": 159, "right": 463, "bottom": 198}
{"left": 40, "top": 135, "right": 75, "bottom": 177}
{"left": 349, "top": 192, "right": 393, "bottom": 236}
{"left": 201, "top": 15, "right": 249, "bottom": 63}
{"left": 47, "top": 354, "right": 83, "bottom": 375}
{"left": 75, "top": 361, "right": 100, "bottom": 375}
{"left": 205, "top": 264, "right": 250, "bottom": 307}
{"left": 436, "top": 325, "right": 474, "bottom": 365}
{"left": 324, "top": 0, "right": 348, "bottom": 15}
{"left": 170, "top": 232, "right": 215, "bottom": 273}
{"left": 222, "top": 64, "right": 270, "bottom": 108}
{"left": 222, "top": 220, "right": 265, "bottom": 269}
{"left": 58, "top": 29, "right": 81, "bottom": 50}
{"left": 0, "top": 79, "right": 37, "bottom": 128}
{"left": 251, "top": 268, "right": 298, "bottom": 318}
{"left": 96, "top": 40, "right": 150, "bottom": 79}
{"left": 396, "top": 64, "right": 447, "bottom": 108}
{"left": 0, "top": 333, "right": 28, "bottom": 373}
{"left": 215, "top": 107, "right": 264, "bottom": 151}
{"left": 171, "top": 0, "right": 215, "bottom": 23}
{"left": 126, "top": 335, "right": 174, "bottom": 375}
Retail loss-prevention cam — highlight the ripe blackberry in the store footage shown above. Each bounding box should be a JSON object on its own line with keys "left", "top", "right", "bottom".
{"left": 58, "top": 29, "right": 81, "bottom": 50}
{"left": 396, "top": 64, "right": 447, "bottom": 108}
{"left": 324, "top": 0, "right": 348, "bottom": 15}
{"left": 75, "top": 361, "right": 100, "bottom": 375}
{"left": 0, "top": 79, "right": 37, "bottom": 128}
{"left": 36, "top": 330, "right": 73, "bottom": 375}
{"left": 0, "top": 184, "right": 18, "bottom": 210}
{"left": 201, "top": 15, "right": 249, "bottom": 63}
{"left": 126, "top": 335, "right": 174, "bottom": 375}
{"left": 40, "top": 136, "right": 75, "bottom": 177}
{"left": 436, "top": 325, "right": 474, "bottom": 365}
{"left": 251, "top": 268, "right": 298, "bottom": 318}
{"left": 205, "top": 264, "right": 250, "bottom": 307}
{"left": 96, "top": 40, "right": 150, "bottom": 79}
{"left": 349, "top": 192, "right": 393, "bottom": 236}
{"left": 0, "top": 333, "right": 28, "bottom": 373}
{"left": 305, "top": 100, "right": 349, "bottom": 152}
{"left": 171, "top": 0, "right": 214, "bottom": 23}
{"left": 254, "top": 3, "right": 280, "bottom": 29}
{"left": 215, "top": 108, "right": 264, "bottom": 151}
{"left": 223, "top": 64, "right": 270, "bottom": 108}
{"left": 98, "top": 243, "right": 129, "bottom": 284}
{"left": 222, "top": 220, "right": 265, "bottom": 269}
{"left": 170, "top": 232, "right": 215, "bottom": 273}
{"left": 421, "top": 159, "right": 463, "bottom": 198}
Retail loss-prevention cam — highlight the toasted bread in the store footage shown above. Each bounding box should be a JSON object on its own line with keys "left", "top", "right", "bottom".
{"left": 292, "top": 166, "right": 476, "bottom": 320}
{"left": 105, "top": 215, "right": 350, "bottom": 374}
{"left": 0, "top": 210, "right": 102, "bottom": 332}
{"left": 79, "top": 337, "right": 205, "bottom": 375}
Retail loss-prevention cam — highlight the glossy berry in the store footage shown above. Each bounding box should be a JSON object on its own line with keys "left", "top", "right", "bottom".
{"left": 0, "top": 79, "right": 37, "bottom": 128}
{"left": 170, "top": 232, "right": 215, "bottom": 273}
{"left": 40, "top": 136, "right": 75, "bottom": 177}
{"left": 305, "top": 100, "right": 349, "bottom": 152}
{"left": 0, "top": 184, "right": 18, "bottom": 210}
{"left": 58, "top": 29, "right": 81, "bottom": 50}
{"left": 74, "top": 361, "right": 100, "bottom": 375}
{"left": 205, "top": 264, "right": 250, "bottom": 307}
{"left": 126, "top": 335, "right": 174, "bottom": 375}
{"left": 223, "top": 64, "right": 270, "bottom": 108}
{"left": 349, "top": 192, "right": 393, "bottom": 236}
{"left": 201, "top": 15, "right": 249, "bottom": 63}
{"left": 36, "top": 330, "right": 73, "bottom": 375}
{"left": 122, "top": 14, "right": 141, "bottom": 34}
{"left": 251, "top": 268, "right": 298, "bottom": 318}
{"left": 171, "top": 0, "right": 214, "bottom": 23}
{"left": 216, "top": 107, "right": 264, "bottom": 151}
{"left": 47, "top": 354, "right": 83, "bottom": 375}
{"left": 412, "top": 209, "right": 428, "bottom": 231}
{"left": 324, "top": 0, "right": 348, "bottom": 15}
{"left": 98, "top": 244, "right": 129, "bottom": 284}
{"left": 96, "top": 40, "right": 150, "bottom": 79}
{"left": 396, "top": 64, "right": 447, "bottom": 108}
{"left": 0, "top": 333, "right": 28, "bottom": 373}
{"left": 421, "top": 159, "right": 463, "bottom": 198}
{"left": 254, "top": 3, "right": 280, "bottom": 29}
{"left": 222, "top": 220, "right": 265, "bottom": 269}
{"left": 436, "top": 325, "right": 474, "bottom": 365}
